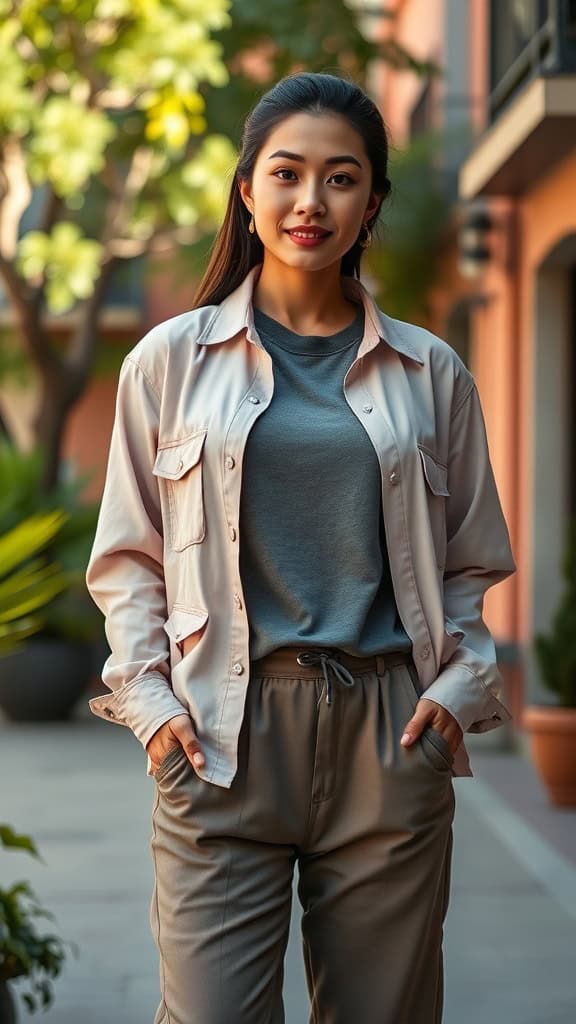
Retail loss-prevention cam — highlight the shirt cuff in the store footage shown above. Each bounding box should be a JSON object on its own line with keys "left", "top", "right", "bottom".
{"left": 88, "top": 672, "right": 188, "bottom": 748}
{"left": 421, "top": 664, "right": 512, "bottom": 734}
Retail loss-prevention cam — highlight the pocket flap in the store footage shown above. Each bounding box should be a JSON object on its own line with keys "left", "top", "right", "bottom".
{"left": 153, "top": 430, "right": 207, "bottom": 481}
{"left": 417, "top": 446, "right": 450, "bottom": 497}
{"left": 163, "top": 606, "right": 209, "bottom": 642}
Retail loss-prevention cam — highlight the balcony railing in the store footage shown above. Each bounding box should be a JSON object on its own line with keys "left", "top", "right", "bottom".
{"left": 489, "top": 0, "right": 576, "bottom": 123}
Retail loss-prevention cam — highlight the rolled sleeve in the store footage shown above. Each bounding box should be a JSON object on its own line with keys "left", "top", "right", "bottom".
{"left": 430, "top": 382, "right": 516, "bottom": 733}
{"left": 86, "top": 354, "right": 186, "bottom": 748}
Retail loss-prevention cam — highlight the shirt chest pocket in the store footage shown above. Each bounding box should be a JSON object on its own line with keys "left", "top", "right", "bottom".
{"left": 417, "top": 444, "right": 450, "bottom": 569}
{"left": 153, "top": 429, "right": 207, "bottom": 551}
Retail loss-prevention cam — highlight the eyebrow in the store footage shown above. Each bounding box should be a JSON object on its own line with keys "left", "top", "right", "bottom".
{"left": 267, "top": 149, "right": 363, "bottom": 169}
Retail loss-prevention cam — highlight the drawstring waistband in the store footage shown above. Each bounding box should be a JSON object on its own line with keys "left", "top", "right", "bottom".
{"left": 296, "top": 648, "right": 356, "bottom": 705}
{"left": 250, "top": 645, "right": 414, "bottom": 706}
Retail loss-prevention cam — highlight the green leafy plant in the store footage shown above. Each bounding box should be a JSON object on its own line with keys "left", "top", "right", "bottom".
{"left": 364, "top": 129, "right": 456, "bottom": 322}
{"left": 0, "top": 443, "right": 101, "bottom": 644}
{"left": 534, "top": 518, "right": 576, "bottom": 707}
{"left": 0, "top": 824, "right": 77, "bottom": 1014}
{"left": 0, "top": 509, "right": 70, "bottom": 655}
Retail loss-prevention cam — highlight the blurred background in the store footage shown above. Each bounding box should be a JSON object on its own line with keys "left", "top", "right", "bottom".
{"left": 1, "top": 2, "right": 575, "bottom": 1022}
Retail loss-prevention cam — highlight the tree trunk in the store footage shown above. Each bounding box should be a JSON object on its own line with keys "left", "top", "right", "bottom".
{"left": 34, "top": 369, "right": 72, "bottom": 492}
{"left": 32, "top": 259, "right": 119, "bottom": 493}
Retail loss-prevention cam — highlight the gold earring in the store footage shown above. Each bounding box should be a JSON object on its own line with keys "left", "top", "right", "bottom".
{"left": 359, "top": 223, "right": 372, "bottom": 249}
{"left": 248, "top": 214, "right": 255, "bottom": 234}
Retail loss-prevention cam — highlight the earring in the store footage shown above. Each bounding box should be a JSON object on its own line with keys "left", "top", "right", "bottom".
{"left": 248, "top": 214, "right": 255, "bottom": 234}
{"left": 359, "top": 223, "right": 372, "bottom": 249}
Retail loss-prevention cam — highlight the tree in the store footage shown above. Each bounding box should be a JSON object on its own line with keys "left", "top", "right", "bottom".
{"left": 0, "top": 0, "right": 437, "bottom": 490}
{"left": 0, "top": 0, "right": 236, "bottom": 489}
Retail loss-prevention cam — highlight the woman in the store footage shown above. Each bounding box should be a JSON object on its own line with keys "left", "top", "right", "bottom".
{"left": 86, "top": 72, "right": 516, "bottom": 1024}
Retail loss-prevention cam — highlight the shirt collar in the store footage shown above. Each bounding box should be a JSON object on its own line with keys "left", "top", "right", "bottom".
{"left": 195, "top": 262, "right": 424, "bottom": 365}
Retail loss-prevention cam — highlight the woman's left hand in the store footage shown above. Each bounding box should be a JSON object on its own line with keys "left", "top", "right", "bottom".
{"left": 401, "top": 698, "right": 463, "bottom": 757}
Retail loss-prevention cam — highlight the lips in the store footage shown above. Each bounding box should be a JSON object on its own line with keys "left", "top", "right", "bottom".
{"left": 285, "top": 228, "right": 332, "bottom": 238}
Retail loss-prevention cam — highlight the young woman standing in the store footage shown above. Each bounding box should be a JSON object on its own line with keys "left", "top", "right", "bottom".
{"left": 86, "top": 72, "right": 516, "bottom": 1023}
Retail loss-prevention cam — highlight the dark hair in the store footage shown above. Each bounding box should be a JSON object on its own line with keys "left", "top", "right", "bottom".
{"left": 191, "top": 71, "right": 392, "bottom": 308}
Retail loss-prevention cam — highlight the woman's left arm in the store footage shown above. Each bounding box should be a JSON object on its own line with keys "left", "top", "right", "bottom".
{"left": 401, "top": 381, "right": 517, "bottom": 753}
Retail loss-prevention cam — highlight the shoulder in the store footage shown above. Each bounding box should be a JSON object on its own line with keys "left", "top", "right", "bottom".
{"left": 377, "top": 308, "right": 475, "bottom": 408}
{"left": 120, "top": 305, "right": 219, "bottom": 397}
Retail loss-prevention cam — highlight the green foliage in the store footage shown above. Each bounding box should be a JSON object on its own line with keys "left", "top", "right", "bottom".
{"left": 205, "top": 0, "right": 441, "bottom": 144}
{"left": 17, "top": 222, "right": 105, "bottom": 315}
{"left": 0, "top": 443, "right": 101, "bottom": 643}
{"left": 364, "top": 129, "right": 455, "bottom": 322}
{"left": 0, "top": 0, "right": 236, "bottom": 313}
{"left": 534, "top": 519, "right": 576, "bottom": 707}
{"left": 0, "top": 824, "right": 76, "bottom": 1014}
{"left": 0, "top": 510, "right": 71, "bottom": 655}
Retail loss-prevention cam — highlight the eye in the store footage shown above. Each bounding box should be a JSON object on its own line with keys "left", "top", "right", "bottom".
{"left": 272, "top": 169, "right": 355, "bottom": 185}
{"left": 329, "top": 173, "right": 355, "bottom": 185}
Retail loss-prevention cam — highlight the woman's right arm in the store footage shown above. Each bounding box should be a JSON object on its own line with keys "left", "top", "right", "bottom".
{"left": 86, "top": 354, "right": 201, "bottom": 761}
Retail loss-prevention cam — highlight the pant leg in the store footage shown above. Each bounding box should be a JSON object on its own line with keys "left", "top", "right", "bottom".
{"left": 149, "top": 670, "right": 323, "bottom": 1024}
{"left": 297, "top": 658, "right": 456, "bottom": 1024}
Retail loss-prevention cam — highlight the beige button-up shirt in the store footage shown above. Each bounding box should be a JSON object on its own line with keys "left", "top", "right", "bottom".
{"left": 86, "top": 262, "right": 516, "bottom": 783}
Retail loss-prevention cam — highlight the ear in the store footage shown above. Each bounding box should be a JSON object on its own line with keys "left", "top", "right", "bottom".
{"left": 238, "top": 178, "right": 253, "bottom": 216}
{"left": 364, "top": 191, "right": 383, "bottom": 223}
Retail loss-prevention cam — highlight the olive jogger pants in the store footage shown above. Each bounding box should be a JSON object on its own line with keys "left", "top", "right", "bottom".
{"left": 149, "top": 647, "right": 456, "bottom": 1024}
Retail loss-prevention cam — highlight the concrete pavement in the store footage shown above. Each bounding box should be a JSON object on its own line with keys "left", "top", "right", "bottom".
{"left": 1, "top": 707, "right": 575, "bottom": 1023}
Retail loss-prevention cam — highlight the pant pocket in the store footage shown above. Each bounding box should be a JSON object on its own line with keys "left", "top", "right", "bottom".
{"left": 153, "top": 744, "right": 187, "bottom": 783}
{"left": 402, "top": 662, "right": 454, "bottom": 773}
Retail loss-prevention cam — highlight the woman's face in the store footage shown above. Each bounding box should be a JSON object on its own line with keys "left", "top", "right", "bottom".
{"left": 239, "top": 111, "right": 381, "bottom": 271}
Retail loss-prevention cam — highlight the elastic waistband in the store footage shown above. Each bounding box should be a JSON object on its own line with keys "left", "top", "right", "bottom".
{"left": 251, "top": 645, "right": 413, "bottom": 679}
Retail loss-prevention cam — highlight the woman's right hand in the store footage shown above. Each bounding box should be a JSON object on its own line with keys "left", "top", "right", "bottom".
{"left": 146, "top": 714, "right": 205, "bottom": 774}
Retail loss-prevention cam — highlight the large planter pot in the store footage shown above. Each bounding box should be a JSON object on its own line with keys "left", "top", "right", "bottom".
{"left": 0, "top": 638, "right": 93, "bottom": 722}
{"left": 523, "top": 704, "right": 576, "bottom": 807}
{"left": 0, "top": 979, "right": 17, "bottom": 1024}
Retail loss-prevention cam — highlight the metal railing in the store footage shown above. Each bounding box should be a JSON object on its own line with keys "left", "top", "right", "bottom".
{"left": 488, "top": 0, "right": 576, "bottom": 123}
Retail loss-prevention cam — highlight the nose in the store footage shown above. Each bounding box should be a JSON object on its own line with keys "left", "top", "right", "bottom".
{"left": 294, "top": 182, "right": 326, "bottom": 218}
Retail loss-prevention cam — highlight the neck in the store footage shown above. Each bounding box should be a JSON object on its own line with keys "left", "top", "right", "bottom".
{"left": 252, "top": 255, "right": 359, "bottom": 334}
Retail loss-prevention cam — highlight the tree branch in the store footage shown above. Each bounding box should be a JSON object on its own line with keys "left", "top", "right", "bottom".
{"left": 0, "top": 138, "right": 32, "bottom": 260}
{"left": 65, "top": 256, "right": 120, "bottom": 382}
{"left": 0, "top": 253, "right": 57, "bottom": 376}
{"left": 39, "top": 185, "right": 65, "bottom": 237}
{"left": 102, "top": 146, "right": 156, "bottom": 247}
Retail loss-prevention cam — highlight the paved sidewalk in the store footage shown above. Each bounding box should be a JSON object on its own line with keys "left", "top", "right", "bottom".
{"left": 1, "top": 710, "right": 575, "bottom": 1023}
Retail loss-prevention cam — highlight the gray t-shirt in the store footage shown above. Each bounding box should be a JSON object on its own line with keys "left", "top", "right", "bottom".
{"left": 238, "top": 301, "right": 411, "bottom": 660}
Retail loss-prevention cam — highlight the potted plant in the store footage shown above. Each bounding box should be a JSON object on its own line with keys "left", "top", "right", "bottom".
{"left": 0, "top": 443, "right": 103, "bottom": 721}
{"left": 0, "top": 824, "right": 76, "bottom": 1022}
{"left": 0, "top": 511, "right": 70, "bottom": 657}
{"left": 524, "top": 518, "right": 576, "bottom": 806}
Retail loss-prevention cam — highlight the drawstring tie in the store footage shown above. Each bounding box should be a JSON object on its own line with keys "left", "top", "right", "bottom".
{"left": 296, "top": 648, "right": 356, "bottom": 705}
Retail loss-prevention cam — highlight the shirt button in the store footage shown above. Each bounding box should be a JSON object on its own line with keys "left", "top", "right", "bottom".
{"left": 389, "top": 470, "right": 399, "bottom": 484}
{"left": 421, "top": 644, "right": 431, "bottom": 659}
{"left": 233, "top": 593, "right": 242, "bottom": 609}
{"left": 229, "top": 526, "right": 237, "bottom": 541}
{"left": 248, "top": 395, "right": 260, "bottom": 404}
{"left": 362, "top": 404, "right": 373, "bottom": 413}
{"left": 225, "top": 455, "right": 235, "bottom": 469}
{"left": 104, "top": 707, "right": 115, "bottom": 718}
{"left": 177, "top": 459, "right": 183, "bottom": 472}
{"left": 233, "top": 662, "right": 244, "bottom": 675}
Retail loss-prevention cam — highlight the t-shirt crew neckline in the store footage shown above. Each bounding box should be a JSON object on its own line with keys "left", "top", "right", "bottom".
{"left": 253, "top": 302, "right": 364, "bottom": 356}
